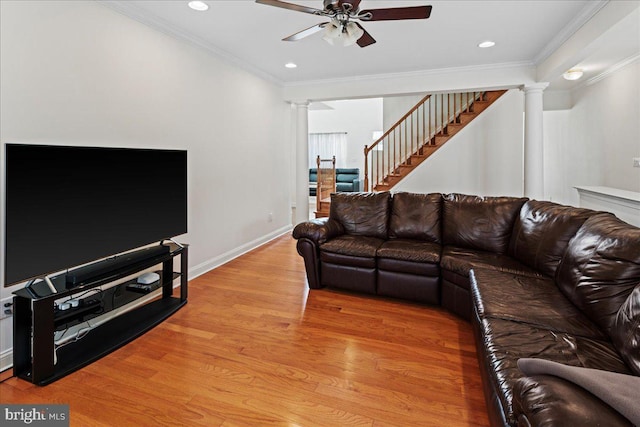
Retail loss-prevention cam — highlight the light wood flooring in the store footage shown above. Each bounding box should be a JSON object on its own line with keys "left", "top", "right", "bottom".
{"left": 0, "top": 235, "right": 489, "bottom": 426}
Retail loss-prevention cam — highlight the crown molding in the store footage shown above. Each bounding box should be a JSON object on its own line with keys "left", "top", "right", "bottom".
{"left": 533, "top": 0, "right": 609, "bottom": 65}
{"left": 583, "top": 53, "right": 640, "bottom": 88}
{"left": 283, "top": 60, "right": 535, "bottom": 89}
{"left": 96, "top": 1, "right": 285, "bottom": 86}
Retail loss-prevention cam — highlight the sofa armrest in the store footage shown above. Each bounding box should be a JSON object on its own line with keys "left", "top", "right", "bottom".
{"left": 292, "top": 218, "right": 343, "bottom": 290}
{"left": 292, "top": 217, "right": 344, "bottom": 245}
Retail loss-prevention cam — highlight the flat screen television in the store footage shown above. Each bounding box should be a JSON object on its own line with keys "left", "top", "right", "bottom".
{"left": 4, "top": 144, "right": 188, "bottom": 287}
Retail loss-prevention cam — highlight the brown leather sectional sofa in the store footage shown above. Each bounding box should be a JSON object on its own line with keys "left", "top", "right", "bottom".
{"left": 292, "top": 191, "right": 640, "bottom": 427}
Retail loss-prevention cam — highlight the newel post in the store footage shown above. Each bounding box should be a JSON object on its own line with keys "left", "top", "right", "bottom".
{"left": 363, "top": 145, "right": 369, "bottom": 192}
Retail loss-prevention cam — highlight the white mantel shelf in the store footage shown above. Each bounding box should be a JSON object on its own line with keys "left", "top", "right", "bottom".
{"left": 575, "top": 186, "right": 640, "bottom": 227}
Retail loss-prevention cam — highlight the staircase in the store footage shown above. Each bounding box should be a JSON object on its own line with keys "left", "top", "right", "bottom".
{"left": 364, "top": 90, "right": 506, "bottom": 192}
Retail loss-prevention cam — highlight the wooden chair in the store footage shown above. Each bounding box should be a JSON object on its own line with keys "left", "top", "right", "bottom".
{"left": 315, "top": 156, "right": 336, "bottom": 218}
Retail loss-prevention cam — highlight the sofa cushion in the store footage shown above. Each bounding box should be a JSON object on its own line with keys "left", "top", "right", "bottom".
{"left": 470, "top": 268, "right": 606, "bottom": 339}
{"left": 441, "top": 246, "right": 543, "bottom": 278}
{"left": 509, "top": 200, "right": 596, "bottom": 277}
{"left": 556, "top": 214, "right": 640, "bottom": 335}
{"left": 320, "top": 235, "right": 384, "bottom": 258}
{"left": 474, "top": 316, "right": 631, "bottom": 426}
{"left": 442, "top": 194, "right": 527, "bottom": 254}
{"left": 330, "top": 192, "right": 391, "bottom": 239}
{"left": 610, "top": 284, "right": 640, "bottom": 375}
{"left": 377, "top": 258, "right": 439, "bottom": 276}
{"left": 320, "top": 251, "right": 376, "bottom": 269}
{"left": 377, "top": 239, "right": 441, "bottom": 264}
{"left": 514, "top": 375, "right": 633, "bottom": 427}
{"left": 388, "top": 192, "right": 442, "bottom": 243}
{"left": 336, "top": 173, "right": 357, "bottom": 183}
{"left": 337, "top": 168, "right": 359, "bottom": 175}
{"left": 336, "top": 182, "right": 354, "bottom": 192}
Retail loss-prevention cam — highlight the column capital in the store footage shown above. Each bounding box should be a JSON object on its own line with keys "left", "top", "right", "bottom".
{"left": 292, "top": 100, "right": 310, "bottom": 108}
{"left": 521, "top": 82, "right": 550, "bottom": 94}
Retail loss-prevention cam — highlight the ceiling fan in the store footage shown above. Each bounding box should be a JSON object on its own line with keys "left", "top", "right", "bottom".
{"left": 255, "top": 0, "right": 432, "bottom": 48}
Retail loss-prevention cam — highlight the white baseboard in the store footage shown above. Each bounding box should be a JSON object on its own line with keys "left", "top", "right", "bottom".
{"left": 188, "top": 225, "right": 292, "bottom": 280}
{"left": 1, "top": 348, "right": 12, "bottom": 374}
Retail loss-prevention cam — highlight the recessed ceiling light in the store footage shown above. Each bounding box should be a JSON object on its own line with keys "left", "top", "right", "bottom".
{"left": 478, "top": 41, "right": 495, "bottom": 48}
{"left": 285, "top": 62, "right": 298, "bottom": 69}
{"left": 563, "top": 68, "right": 584, "bottom": 81}
{"left": 188, "top": 1, "right": 209, "bottom": 11}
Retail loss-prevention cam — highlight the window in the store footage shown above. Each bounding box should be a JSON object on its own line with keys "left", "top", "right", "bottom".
{"left": 308, "top": 132, "right": 347, "bottom": 168}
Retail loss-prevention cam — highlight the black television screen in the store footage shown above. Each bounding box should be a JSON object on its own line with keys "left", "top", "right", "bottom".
{"left": 4, "top": 144, "right": 187, "bottom": 287}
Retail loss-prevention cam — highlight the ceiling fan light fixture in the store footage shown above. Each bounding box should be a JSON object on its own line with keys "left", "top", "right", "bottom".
{"left": 188, "top": 1, "right": 209, "bottom": 11}
{"left": 563, "top": 68, "right": 584, "bottom": 81}
{"left": 322, "top": 20, "right": 341, "bottom": 44}
{"left": 343, "top": 22, "right": 364, "bottom": 46}
{"left": 322, "top": 19, "right": 363, "bottom": 47}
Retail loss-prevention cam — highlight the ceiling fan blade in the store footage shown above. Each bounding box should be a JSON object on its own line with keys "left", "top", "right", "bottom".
{"left": 355, "top": 23, "right": 376, "bottom": 48}
{"left": 283, "top": 23, "right": 329, "bottom": 41}
{"left": 340, "top": 0, "right": 362, "bottom": 12}
{"left": 255, "top": 0, "right": 323, "bottom": 16}
{"left": 360, "top": 5, "right": 432, "bottom": 21}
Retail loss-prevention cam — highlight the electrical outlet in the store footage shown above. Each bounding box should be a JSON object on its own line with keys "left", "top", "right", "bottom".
{"left": 633, "top": 158, "right": 640, "bottom": 168}
{"left": 0, "top": 297, "right": 13, "bottom": 320}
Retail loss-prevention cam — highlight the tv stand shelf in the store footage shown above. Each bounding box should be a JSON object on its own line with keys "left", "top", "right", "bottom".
{"left": 12, "top": 243, "right": 188, "bottom": 386}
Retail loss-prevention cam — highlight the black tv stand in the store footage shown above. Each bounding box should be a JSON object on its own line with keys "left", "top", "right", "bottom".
{"left": 12, "top": 243, "right": 188, "bottom": 386}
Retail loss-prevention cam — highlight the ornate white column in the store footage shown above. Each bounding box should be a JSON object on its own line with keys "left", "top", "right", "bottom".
{"left": 523, "top": 83, "right": 549, "bottom": 199}
{"left": 294, "top": 102, "right": 310, "bottom": 224}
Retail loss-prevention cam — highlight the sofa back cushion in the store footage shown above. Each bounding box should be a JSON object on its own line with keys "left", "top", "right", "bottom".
{"left": 442, "top": 194, "right": 528, "bottom": 254}
{"left": 389, "top": 192, "right": 442, "bottom": 243}
{"left": 610, "top": 284, "right": 640, "bottom": 375}
{"left": 556, "top": 214, "right": 640, "bottom": 335}
{"left": 509, "top": 201, "right": 596, "bottom": 277}
{"left": 330, "top": 192, "right": 391, "bottom": 239}
{"left": 336, "top": 173, "right": 357, "bottom": 184}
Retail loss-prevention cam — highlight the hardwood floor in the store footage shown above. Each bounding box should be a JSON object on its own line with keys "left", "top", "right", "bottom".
{"left": 0, "top": 235, "right": 489, "bottom": 426}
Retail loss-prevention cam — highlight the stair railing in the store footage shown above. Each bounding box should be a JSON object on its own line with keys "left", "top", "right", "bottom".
{"left": 364, "top": 91, "right": 485, "bottom": 192}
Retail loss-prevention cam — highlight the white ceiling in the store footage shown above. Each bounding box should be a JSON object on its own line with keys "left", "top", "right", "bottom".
{"left": 104, "top": 0, "right": 638, "bottom": 89}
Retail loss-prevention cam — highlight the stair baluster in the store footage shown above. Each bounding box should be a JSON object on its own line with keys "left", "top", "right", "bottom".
{"left": 364, "top": 90, "right": 507, "bottom": 192}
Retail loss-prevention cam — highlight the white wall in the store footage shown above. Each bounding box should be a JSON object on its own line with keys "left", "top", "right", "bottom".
{"left": 573, "top": 61, "right": 640, "bottom": 192}
{"left": 383, "top": 94, "right": 426, "bottom": 131}
{"left": 543, "top": 61, "right": 640, "bottom": 206}
{"left": 308, "top": 98, "right": 383, "bottom": 174}
{"left": 390, "top": 61, "right": 640, "bottom": 205}
{"left": 393, "top": 89, "right": 525, "bottom": 196}
{"left": 0, "top": 0, "right": 291, "bottom": 368}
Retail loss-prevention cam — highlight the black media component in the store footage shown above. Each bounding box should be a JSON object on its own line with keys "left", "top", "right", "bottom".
{"left": 125, "top": 283, "right": 157, "bottom": 294}
{"left": 65, "top": 245, "right": 170, "bottom": 288}
{"left": 53, "top": 298, "right": 103, "bottom": 327}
